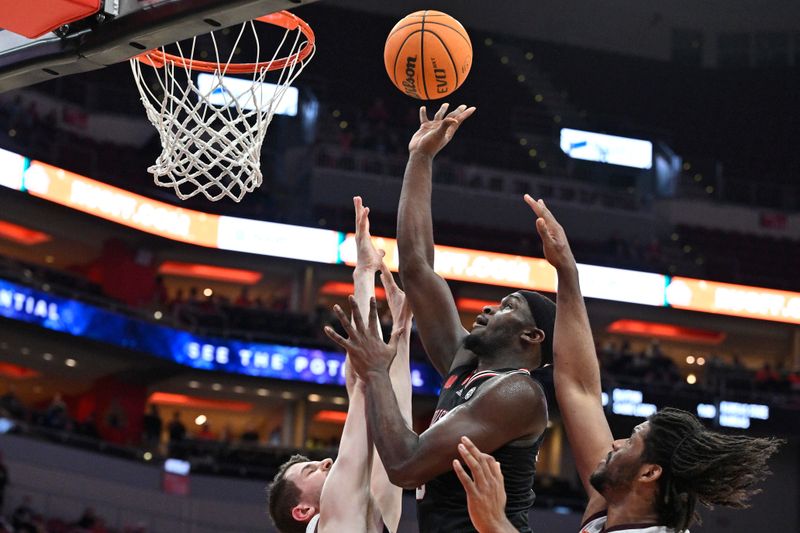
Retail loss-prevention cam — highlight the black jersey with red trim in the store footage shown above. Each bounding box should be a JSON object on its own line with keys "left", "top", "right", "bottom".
{"left": 416, "top": 364, "right": 545, "bottom": 533}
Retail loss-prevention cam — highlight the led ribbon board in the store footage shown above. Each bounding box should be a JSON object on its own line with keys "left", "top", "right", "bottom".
{"left": 4, "top": 150, "right": 800, "bottom": 324}
{"left": 0, "top": 278, "right": 440, "bottom": 394}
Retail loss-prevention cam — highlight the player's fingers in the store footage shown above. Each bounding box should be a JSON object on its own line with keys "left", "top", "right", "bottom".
{"left": 458, "top": 441, "right": 487, "bottom": 487}
{"left": 367, "top": 296, "right": 379, "bottom": 333}
{"left": 445, "top": 104, "right": 467, "bottom": 119}
{"left": 523, "top": 194, "right": 545, "bottom": 218}
{"left": 333, "top": 304, "right": 358, "bottom": 337}
{"left": 388, "top": 327, "right": 406, "bottom": 352}
{"left": 460, "top": 436, "right": 495, "bottom": 482}
{"left": 324, "top": 325, "right": 350, "bottom": 350}
{"left": 452, "top": 459, "right": 475, "bottom": 492}
{"left": 419, "top": 106, "right": 428, "bottom": 123}
{"left": 436, "top": 117, "right": 458, "bottom": 136}
{"left": 379, "top": 261, "right": 398, "bottom": 291}
{"left": 458, "top": 106, "right": 476, "bottom": 121}
{"left": 434, "top": 102, "right": 450, "bottom": 120}
{"left": 489, "top": 457, "right": 504, "bottom": 486}
{"left": 348, "top": 295, "right": 367, "bottom": 332}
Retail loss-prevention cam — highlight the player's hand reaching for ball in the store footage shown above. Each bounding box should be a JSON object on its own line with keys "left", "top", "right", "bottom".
{"left": 524, "top": 195, "right": 578, "bottom": 274}
{"left": 408, "top": 103, "right": 475, "bottom": 158}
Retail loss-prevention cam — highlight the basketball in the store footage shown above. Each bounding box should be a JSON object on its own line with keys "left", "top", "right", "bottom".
{"left": 384, "top": 10, "right": 472, "bottom": 100}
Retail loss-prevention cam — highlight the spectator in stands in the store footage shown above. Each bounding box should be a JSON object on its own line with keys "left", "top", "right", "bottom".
{"left": 142, "top": 404, "right": 162, "bottom": 446}
{"left": 241, "top": 424, "right": 260, "bottom": 444}
{"left": 168, "top": 412, "right": 186, "bottom": 444}
{"left": 235, "top": 286, "right": 253, "bottom": 308}
{"left": 44, "top": 393, "right": 69, "bottom": 430}
{"left": 755, "top": 363, "right": 780, "bottom": 391}
{"left": 0, "top": 386, "right": 25, "bottom": 420}
{"left": 77, "top": 412, "right": 100, "bottom": 440}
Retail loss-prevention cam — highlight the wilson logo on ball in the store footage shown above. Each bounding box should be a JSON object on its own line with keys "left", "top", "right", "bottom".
{"left": 403, "top": 56, "right": 420, "bottom": 98}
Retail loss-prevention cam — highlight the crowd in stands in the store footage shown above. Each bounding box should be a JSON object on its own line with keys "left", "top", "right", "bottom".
{"left": 5, "top": 496, "right": 144, "bottom": 533}
{"left": 598, "top": 339, "right": 800, "bottom": 403}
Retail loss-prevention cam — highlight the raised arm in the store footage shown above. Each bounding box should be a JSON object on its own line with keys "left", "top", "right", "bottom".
{"left": 398, "top": 103, "right": 475, "bottom": 376}
{"left": 525, "top": 196, "right": 613, "bottom": 518}
{"left": 367, "top": 261, "right": 413, "bottom": 532}
{"left": 318, "top": 197, "right": 384, "bottom": 532}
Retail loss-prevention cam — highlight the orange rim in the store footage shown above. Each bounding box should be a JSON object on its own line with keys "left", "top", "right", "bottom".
{"left": 133, "top": 10, "right": 314, "bottom": 73}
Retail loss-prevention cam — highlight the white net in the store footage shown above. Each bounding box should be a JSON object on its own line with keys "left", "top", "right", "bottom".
{"left": 130, "top": 17, "right": 314, "bottom": 202}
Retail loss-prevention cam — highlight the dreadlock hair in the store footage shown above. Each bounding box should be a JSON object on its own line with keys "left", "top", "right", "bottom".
{"left": 643, "top": 407, "right": 783, "bottom": 533}
{"left": 268, "top": 454, "right": 311, "bottom": 533}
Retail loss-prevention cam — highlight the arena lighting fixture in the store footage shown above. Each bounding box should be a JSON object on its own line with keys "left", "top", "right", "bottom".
{"left": 313, "top": 410, "right": 348, "bottom": 424}
{"left": 607, "top": 319, "right": 726, "bottom": 345}
{"left": 256, "top": 388, "right": 269, "bottom": 396}
{"left": 0, "top": 220, "right": 51, "bottom": 245}
{"left": 203, "top": 288, "right": 214, "bottom": 297}
{"left": 42, "top": 353, "right": 53, "bottom": 361}
{"left": 307, "top": 394, "right": 322, "bottom": 402}
{"left": 158, "top": 261, "right": 262, "bottom": 284}
{"left": 686, "top": 374, "right": 697, "bottom": 385}
{"left": 64, "top": 358, "right": 77, "bottom": 367}
{"left": 210, "top": 382, "right": 222, "bottom": 391}
{"left": 233, "top": 386, "right": 245, "bottom": 394}
{"left": 148, "top": 392, "right": 253, "bottom": 412}
{"left": 194, "top": 415, "right": 207, "bottom": 426}
{"left": 686, "top": 356, "right": 696, "bottom": 364}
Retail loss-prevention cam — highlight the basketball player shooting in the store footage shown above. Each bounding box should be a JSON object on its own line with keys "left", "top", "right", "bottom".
{"left": 324, "top": 103, "right": 553, "bottom": 533}
{"left": 268, "top": 197, "right": 413, "bottom": 533}
{"left": 454, "top": 197, "right": 784, "bottom": 533}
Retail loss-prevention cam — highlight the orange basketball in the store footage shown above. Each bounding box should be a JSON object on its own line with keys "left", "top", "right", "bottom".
{"left": 384, "top": 10, "right": 472, "bottom": 100}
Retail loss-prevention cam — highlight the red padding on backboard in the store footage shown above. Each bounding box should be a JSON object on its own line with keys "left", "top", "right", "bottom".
{"left": 0, "top": 0, "right": 101, "bottom": 39}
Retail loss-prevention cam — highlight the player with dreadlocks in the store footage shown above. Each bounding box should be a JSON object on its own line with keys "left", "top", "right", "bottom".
{"left": 452, "top": 196, "right": 784, "bottom": 533}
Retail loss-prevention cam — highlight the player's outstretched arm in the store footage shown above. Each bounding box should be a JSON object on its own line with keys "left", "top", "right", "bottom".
{"left": 525, "top": 196, "right": 613, "bottom": 519}
{"left": 453, "top": 437, "right": 517, "bottom": 533}
{"left": 367, "top": 261, "right": 413, "bottom": 533}
{"left": 318, "top": 197, "right": 383, "bottom": 533}
{"left": 398, "top": 103, "right": 475, "bottom": 376}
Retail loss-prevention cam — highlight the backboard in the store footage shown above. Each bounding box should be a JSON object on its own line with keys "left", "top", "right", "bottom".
{"left": 0, "top": 0, "right": 317, "bottom": 92}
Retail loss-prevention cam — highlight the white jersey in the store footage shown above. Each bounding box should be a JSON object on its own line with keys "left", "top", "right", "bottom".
{"left": 306, "top": 514, "right": 320, "bottom": 533}
{"left": 581, "top": 513, "right": 684, "bottom": 533}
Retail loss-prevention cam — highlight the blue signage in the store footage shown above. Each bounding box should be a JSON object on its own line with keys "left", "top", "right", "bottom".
{"left": 0, "top": 279, "right": 440, "bottom": 394}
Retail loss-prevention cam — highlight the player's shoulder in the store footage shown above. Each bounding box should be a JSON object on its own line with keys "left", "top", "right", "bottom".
{"left": 471, "top": 370, "right": 545, "bottom": 408}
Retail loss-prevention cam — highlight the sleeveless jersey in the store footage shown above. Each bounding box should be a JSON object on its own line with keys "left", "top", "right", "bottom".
{"left": 581, "top": 513, "right": 684, "bottom": 533}
{"left": 416, "top": 365, "right": 545, "bottom": 533}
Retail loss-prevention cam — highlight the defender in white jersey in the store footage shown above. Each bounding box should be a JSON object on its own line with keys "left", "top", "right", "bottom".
{"left": 267, "top": 197, "right": 413, "bottom": 533}
{"left": 453, "top": 197, "right": 783, "bottom": 533}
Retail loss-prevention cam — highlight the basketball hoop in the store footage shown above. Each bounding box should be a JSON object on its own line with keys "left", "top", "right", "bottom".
{"left": 130, "top": 11, "right": 315, "bottom": 202}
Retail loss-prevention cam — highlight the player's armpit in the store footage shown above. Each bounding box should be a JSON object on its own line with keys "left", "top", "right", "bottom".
{"left": 399, "top": 262, "right": 469, "bottom": 376}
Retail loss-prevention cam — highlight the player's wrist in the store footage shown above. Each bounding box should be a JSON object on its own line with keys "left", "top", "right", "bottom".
{"left": 353, "top": 265, "right": 379, "bottom": 277}
{"left": 408, "top": 149, "right": 435, "bottom": 161}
